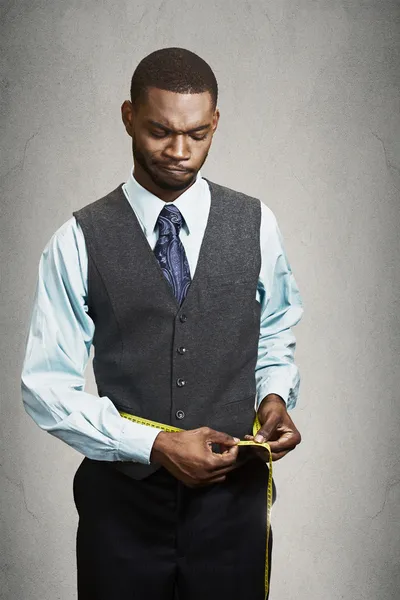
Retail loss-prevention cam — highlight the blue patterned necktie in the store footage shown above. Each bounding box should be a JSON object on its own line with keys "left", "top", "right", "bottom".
{"left": 153, "top": 204, "right": 192, "bottom": 305}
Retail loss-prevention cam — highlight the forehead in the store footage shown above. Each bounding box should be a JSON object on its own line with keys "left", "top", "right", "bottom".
{"left": 138, "top": 87, "right": 215, "bottom": 129}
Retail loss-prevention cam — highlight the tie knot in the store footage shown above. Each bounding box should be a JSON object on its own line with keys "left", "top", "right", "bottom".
{"left": 157, "top": 204, "right": 184, "bottom": 236}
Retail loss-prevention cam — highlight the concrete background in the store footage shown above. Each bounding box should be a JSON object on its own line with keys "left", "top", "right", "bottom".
{"left": 1, "top": 0, "right": 399, "bottom": 598}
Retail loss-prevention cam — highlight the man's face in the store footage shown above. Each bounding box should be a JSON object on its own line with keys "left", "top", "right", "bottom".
{"left": 122, "top": 87, "right": 219, "bottom": 193}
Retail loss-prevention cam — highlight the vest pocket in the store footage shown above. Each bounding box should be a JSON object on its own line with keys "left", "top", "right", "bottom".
{"left": 213, "top": 394, "right": 256, "bottom": 414}
{"left": 211, "top": 394, "right": 256, "bottom": 440}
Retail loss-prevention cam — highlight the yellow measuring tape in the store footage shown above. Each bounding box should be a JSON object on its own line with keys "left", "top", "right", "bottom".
{"left": 119, "top": 410, "right": 273, "bottom": 599}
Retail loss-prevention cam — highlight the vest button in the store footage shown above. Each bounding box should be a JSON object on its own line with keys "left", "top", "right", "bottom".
{"left": 177, "top": 346, "right": 186, "bottom": 354}
{"left": 176, "top": 378, "right": 186, "bottom": 387}
{"left": 179, "top": 314, "right": 187, "bottom": 323}
{"left": 176, "top": 410, "right": 185, "bottom": 419}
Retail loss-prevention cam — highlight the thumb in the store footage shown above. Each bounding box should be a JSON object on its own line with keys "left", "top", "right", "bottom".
{"left": 254, "top": 416, "right": 277, "bottom": 443}
{"left": 205, "top": 428, "right": 240, "bottom": 446}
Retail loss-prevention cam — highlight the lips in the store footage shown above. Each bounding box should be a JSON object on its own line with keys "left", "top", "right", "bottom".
{"left": 158, "top": 165, "right": 190, "bottom": 173}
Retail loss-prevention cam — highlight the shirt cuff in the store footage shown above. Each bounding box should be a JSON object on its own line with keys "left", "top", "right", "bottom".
{"left": 117, "top": 418, "right": 163, "bottom": 464}
{"left": 256, "top": 379, "right": 292, "bottom": 410}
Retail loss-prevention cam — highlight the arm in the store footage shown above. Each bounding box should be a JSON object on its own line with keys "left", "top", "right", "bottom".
{"left": 250, "top": 202, "right": 303, "bottom": 460}
{"left": 21, "top": 217, "right": 162, "bottom": 464}
{"left": 255, "top": 202, "right": 304, "bottom": 410}
{"left": 21, "top": 217, "right": 240, "bottom": 482}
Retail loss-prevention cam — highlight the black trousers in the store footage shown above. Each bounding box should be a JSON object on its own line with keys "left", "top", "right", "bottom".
{"left": 73, "top": 455, "right": 275, "bottom": 599}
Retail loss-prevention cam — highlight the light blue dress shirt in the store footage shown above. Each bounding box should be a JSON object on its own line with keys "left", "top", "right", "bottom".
{"left": 21, "top": 168, "right": 303, "bottom": 465}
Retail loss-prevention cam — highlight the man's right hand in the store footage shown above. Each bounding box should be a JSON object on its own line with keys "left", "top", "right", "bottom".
{"left": 149, "top": 427, "right": 240, "bottom": 488}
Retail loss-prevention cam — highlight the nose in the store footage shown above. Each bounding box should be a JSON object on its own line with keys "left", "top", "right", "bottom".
{"left": 163, "top": 134, "right": 190, "bottom": 162}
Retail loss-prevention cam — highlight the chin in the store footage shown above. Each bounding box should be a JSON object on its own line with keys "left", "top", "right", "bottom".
{"left": 152, "top": 170, "right": 197, "bottom": 191}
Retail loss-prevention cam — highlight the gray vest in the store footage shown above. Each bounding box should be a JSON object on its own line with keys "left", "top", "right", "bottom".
{"left": 72, "top": 178, "right": 262, "bottom": 479}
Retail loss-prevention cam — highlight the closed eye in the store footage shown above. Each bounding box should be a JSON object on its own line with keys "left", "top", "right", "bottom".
{"left": 149, "top": 130, "right": 208, "bottom": 141}
{"left": 150, "top": 131, "right": 168, "bottom": 139}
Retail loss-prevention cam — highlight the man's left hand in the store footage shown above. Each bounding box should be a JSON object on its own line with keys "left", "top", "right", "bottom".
{"left": 244, "top": 393, "right": 301, "bottom": 462}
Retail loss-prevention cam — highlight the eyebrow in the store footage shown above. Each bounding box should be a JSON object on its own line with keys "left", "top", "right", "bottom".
{"left": 147, "top": 119, "right": 210, "bottom": 134}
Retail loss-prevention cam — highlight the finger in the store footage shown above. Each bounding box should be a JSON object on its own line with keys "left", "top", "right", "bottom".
{"left": 205, "top": 428, "right": 240, "bottom": 447}
{"left": 254, "top": 445, "right": 296, "bottom": 462}
{"left": 220, "top": 443, "right": 240, "bottom": 456}
{"left": 207, "top": 474, "right": 227, "bottom": 484}
{"left": 206, "top": 461, "right": 240, "bottom": 482}
{"left": 191, "top": 462, "right": 237, "bottom": 487}
{"left": 208, "top": 456, "right": 240, "bottom": 475}
{"left": 210, "top": 447, "right": 239, "bottom": 470}
{"left": 254, "top": 415, "right": 281, "bottom": 443}
{"left": 271, "top": 450, "right": 292, "bottom": 461}
{"left": 268, "top": 431, "right": 301, "bottom": 454}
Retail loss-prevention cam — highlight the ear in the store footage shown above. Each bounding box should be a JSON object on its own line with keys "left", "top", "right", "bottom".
{"left": 121, "top": 100, "right": 134, "bottom": 137}
{"left": 212, "top": 108, "right": 220, "bottom": 134}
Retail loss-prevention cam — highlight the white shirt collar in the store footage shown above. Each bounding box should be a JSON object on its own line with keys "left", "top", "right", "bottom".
{"left": 123, "top": 165, "right": 206, "bottom": 236}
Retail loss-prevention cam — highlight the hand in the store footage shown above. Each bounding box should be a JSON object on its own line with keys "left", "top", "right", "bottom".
{"left": 150, "top": 426, "right": 240, "bottom": 488}
{"left": 244, "top": 393, "right": 301, "bottom": 462}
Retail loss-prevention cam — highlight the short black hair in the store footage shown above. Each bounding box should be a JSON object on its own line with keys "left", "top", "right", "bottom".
{"left": 130, "top": 47, "right": 218, "bottom": 110}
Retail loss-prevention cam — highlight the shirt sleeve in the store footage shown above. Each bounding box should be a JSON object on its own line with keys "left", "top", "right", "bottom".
{"left": 21, "top": 217, "right": 163, "bottom": 464}
{"left": 255, "top": 202, "right": 304, "bottom": 411}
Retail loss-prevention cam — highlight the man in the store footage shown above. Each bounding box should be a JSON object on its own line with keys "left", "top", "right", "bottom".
{"left": 21, "top": 47, "right": 303, "bottom": 599}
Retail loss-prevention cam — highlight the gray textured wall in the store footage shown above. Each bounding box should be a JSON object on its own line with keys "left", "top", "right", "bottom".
{"left": 1, "top": 1, "right": 399, "bottom": 599}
